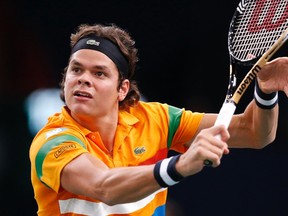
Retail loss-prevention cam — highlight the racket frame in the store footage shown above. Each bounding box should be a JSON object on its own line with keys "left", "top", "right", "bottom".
{"left": 214, "top": 27, "right": 288, "bottom": 129}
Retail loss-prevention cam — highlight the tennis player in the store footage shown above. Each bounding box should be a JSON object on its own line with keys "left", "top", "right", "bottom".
{"left": 29, "top": 23, "right": 288, "bottom": 216}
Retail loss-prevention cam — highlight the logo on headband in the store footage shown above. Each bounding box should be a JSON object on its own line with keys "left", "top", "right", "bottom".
{"left": 86, "top": 39, "right": 100, "bottom": 46}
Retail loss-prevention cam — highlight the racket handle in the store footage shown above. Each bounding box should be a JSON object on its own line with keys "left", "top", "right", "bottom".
{"left": 214, "top": 102, "right": 236, "bottom": 129}
{"left": 204, "top": 102, "right": 236, "bottom": 166}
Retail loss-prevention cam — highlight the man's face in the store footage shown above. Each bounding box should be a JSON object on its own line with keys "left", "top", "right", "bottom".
{"left": 64, "top": 49, "right": 123, "bottom": 121}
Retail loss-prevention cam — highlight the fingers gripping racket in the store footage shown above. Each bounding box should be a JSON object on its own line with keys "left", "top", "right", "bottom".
{"left": 204, "top": 0, "right": 288, "bottom": 166}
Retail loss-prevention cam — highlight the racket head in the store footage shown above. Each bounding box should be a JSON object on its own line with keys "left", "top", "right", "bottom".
{"left": 228, "top": 0, "right": 288, "bottom": 66}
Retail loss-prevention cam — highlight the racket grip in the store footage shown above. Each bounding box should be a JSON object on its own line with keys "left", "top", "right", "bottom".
{"left": 214, "top": 102, "right": 236, "bottom": 129}
{"left": 203, "top": 102, "right": 236, "bottom": 167}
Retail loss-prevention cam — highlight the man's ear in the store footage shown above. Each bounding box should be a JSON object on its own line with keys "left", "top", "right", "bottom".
{"left": 118, "top": 79, "right": 130, "bottom": 101}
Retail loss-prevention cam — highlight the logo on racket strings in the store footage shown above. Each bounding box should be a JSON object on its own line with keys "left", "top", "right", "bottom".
{"left": 248, "top": 0, "right": 288, "bottom": 33}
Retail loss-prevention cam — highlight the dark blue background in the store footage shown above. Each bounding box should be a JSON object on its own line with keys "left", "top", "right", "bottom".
{"left": 1, "top": 0, "right": 288, "bottom": 215}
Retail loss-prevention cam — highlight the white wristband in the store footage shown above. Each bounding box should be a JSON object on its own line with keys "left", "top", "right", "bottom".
{"left": 254, "top": 80, "right": 278, "bottom": 109}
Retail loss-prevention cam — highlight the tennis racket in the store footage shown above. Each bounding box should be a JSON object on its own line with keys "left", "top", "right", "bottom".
{"left": 204, "top": 0, "right": 288, "bottom": 166}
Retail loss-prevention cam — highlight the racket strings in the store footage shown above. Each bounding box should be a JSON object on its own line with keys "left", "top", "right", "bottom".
{"left": 231, "top": 0, "right": 288, "bottom": 62}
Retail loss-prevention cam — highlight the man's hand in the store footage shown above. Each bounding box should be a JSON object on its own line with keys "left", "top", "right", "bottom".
{"left": 258, "top": 57, "right": 288, "bottom": 96}
{"left": 176, "top": 125, "right": 230, "bottom": 177}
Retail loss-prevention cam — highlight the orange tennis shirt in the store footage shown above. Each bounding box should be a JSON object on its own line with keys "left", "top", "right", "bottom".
{"left": 30, "top": 101, "right": 204, "bottom": 216}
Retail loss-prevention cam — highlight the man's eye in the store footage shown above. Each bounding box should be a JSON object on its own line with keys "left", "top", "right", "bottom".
{"left": 72, "top": 67, "right": 81, "bottom": 73}
{"left": 95, "top": 72, "right": 104, "bottom": 76}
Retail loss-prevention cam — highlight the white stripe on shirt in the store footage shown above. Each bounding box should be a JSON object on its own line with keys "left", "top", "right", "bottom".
{"left": 59, "top": 188, "right": 166, "bottom": 215}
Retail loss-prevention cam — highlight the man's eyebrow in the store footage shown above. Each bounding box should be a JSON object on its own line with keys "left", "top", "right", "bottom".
{"left": 70, "top": 59, "right": 82, "bottom": 66}
{"left": 70, "top": 60, "right": 81, "bottom": 66}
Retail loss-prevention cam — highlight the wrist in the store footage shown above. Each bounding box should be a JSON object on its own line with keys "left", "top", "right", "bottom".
{"left": 254, "top": 80, "right": 278, "bottom": 109}
{"left": 153, "top": 155, "right": 184, "bottom": 188}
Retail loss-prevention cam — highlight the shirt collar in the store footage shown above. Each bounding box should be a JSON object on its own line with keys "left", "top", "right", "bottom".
{"left": 61, "top": 106, "right": 139, "bottom": 135}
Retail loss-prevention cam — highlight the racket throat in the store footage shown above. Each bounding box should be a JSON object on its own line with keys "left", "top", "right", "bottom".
{"left": 226, "top": 73, "right": 237, "bottom": 100}
{"left": 225, "top": 63, "right": 237, "bottom": 100}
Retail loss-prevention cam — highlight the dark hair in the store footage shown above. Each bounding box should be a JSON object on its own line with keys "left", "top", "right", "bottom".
{"left": 60, "top": 23, "right": 141, "bottom": 110}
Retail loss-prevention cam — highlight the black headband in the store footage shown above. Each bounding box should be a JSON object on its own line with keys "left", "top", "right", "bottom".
{"left": 71, "top": 35, "right": 129, "bottom": 77}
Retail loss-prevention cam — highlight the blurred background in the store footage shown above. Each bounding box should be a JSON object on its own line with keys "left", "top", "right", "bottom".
{"left": 1, "top": 0, "right": 288, "bottom": 215}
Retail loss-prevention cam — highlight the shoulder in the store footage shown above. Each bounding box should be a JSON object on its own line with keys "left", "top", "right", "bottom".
{"left": 130, "top": 101, "right": 170, "bottom": 113}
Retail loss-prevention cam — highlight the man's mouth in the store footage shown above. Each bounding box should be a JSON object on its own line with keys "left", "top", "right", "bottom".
{"left": 74, "top": 90, "right": 92, "bottom": 98}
